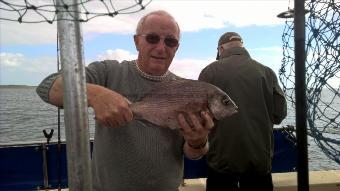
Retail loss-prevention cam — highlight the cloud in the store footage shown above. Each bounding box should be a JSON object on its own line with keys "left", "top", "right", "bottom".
{"left": 1, "top": 0, "right": 289, "bottom": 45}
{"left": 0, "top": 21, "right": 57, "bottom": 45}
{"left": 96, "top": 49, "right": 137, "bottom": 62}
{"left": 148, "top": 1, "right": 287, "bottom": 31}
{"left": 0, "top": 52, "right": 56, "bottom": 72}
{"left": 169, "top": 58, "right": 214, "bottom": 80}
{"left": 0, "top": 52, "right": 57, "bottom": 85}
{"left": 0, "top": 53, "right": 24, "bottom": 67}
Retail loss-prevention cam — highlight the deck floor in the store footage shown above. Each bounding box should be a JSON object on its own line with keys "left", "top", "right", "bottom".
{"left": 179, "top": 170, "right": 340, "bottom": 191}
{"left": 49, "top": 170, "right": 340, "bottom": 191}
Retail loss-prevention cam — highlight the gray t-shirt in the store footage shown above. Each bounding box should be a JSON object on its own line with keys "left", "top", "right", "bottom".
{"left": 37, "top": 60, "right": 184, "bottom": 191}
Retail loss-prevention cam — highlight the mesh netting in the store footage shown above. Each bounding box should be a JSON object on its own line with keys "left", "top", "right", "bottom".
{"left": 279, "top": 0, "right": 339, "bottom": 164}
{"left": 0, "top": 0, "right": 152, "bottom": 23}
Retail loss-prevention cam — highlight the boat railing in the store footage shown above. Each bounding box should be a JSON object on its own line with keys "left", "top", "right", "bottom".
{"left": 0, "top": 127, "right": 297, "bottom": 190}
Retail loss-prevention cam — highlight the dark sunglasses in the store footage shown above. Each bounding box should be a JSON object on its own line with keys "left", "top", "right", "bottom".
{"left": 137, "top": 34, "right": 179, "bottom": 48}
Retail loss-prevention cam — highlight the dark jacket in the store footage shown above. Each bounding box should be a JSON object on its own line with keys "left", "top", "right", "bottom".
{"left": 199, "top": 47, "right": 287, "bottom": 174}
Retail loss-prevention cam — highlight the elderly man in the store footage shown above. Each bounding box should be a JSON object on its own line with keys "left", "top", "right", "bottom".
{"left": 37, "top": 10, "right": 213, "bottom": 191}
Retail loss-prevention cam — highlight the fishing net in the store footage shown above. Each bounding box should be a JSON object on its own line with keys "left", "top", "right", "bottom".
{"left": 0, "top": 0, "right": 152, "bottom": 23}
{"left": 279, "top": 0, "right": 340, "bottom": 164}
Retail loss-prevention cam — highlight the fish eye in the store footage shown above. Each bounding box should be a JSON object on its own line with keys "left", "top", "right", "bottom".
{"left": 222, "top": 96, "right": 230, "bottom": 105}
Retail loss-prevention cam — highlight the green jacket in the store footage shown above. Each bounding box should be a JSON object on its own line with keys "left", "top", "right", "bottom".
{"left": 199, "top": 47, "right": 287, "bottom": 175}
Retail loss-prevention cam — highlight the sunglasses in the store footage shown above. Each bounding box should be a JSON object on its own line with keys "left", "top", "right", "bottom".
{"left": 137, "top": 34, "right": 179, "bottom": 48}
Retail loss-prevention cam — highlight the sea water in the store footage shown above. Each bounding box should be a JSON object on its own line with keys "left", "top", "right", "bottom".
{"left": 0, "top": 86, "right": 339, "bottom": 170}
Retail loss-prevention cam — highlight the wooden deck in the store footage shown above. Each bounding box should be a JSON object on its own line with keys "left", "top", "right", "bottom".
{"left": 179, "top": 170, "right": 340, "bottom": 191}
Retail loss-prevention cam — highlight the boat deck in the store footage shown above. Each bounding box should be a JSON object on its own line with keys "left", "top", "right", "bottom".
{"left": 50, "top": 170, "right": 340, "bottom": 191}
{"left": 179, "top": 170, "right": 340, "bottom": 191}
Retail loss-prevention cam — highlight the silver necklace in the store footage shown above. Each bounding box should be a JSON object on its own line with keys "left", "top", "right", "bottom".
{"left": 134, "top": 60, "right": 169, "bottom": 82}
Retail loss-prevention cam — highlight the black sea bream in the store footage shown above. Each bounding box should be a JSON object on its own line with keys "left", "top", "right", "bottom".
{"left": 130, "top": 79, "right": 238, "bottom": 129}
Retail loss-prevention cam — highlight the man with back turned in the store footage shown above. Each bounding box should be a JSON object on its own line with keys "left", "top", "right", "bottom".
{"left": 199, "top": 32, "right": 287, "bottom": 191}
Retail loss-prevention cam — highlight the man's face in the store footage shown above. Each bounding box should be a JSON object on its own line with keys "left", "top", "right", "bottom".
{"left": 134, "top": 14, "right": 179, "bottom": 76}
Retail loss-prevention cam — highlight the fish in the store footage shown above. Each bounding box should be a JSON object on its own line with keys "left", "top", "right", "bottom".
{"left": 130, "top": 79, "right": 238, "bottom": 129}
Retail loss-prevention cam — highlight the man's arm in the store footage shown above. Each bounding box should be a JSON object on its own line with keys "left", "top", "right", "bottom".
{"left": 272, "top": 72, "right": 287, "bottom": 124}
{"left": 37, "top": 74, "right": 133, "bottom": 127}
{"left": 273, "top": 85, "right": 287, "bottom": 124}
{"left": 47, "top": 76, "right": 63, "bottom": 107}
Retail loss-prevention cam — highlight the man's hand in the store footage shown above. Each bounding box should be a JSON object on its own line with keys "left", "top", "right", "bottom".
{"left": 178, "top": 110, "right": 214, "bottom": 159}
{"left": 88, "top": 84, "right": 133, "bottom": 127}
{"left": 178, "top": 111, "right": 213, "bottom": 144}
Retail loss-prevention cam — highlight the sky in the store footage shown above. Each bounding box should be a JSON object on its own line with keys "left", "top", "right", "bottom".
{"left": 0, "top": 0, "right": 295, "bottom": 86}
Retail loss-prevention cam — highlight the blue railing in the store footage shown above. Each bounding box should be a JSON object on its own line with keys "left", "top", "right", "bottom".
{"left": 0, "top": 128, "right": 296, "bottom": 190}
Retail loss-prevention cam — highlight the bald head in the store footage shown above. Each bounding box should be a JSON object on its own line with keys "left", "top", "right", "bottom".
{"left": 136, "top": 10, "right": 180, "bottom": 37}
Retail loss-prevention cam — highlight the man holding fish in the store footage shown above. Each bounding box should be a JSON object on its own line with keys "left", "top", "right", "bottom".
{"left": 36, "top": 10, "right": 237, "bottom": 191}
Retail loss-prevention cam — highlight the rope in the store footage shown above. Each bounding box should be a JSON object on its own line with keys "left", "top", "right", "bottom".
{"left": 0, "top": 0, "right": 152, "bottom": 23}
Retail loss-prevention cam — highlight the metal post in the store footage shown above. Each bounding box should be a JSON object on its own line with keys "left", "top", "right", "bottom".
{"left": 57, "top": 0, "right": 92, "bottom": 190}
{"left": 294, "top": 0, "right": 309, "bottom": 190}
{"left": 42, "top": 143, "right": 50, "bottom": 189}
